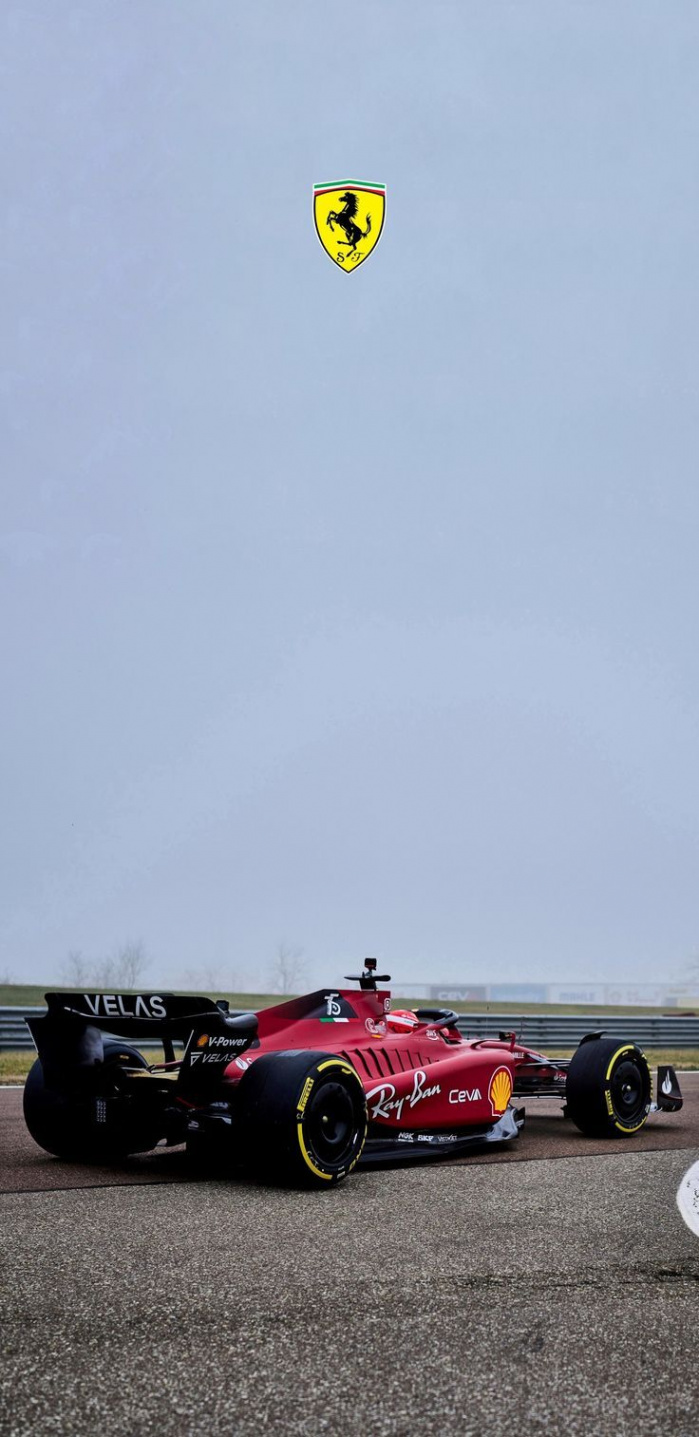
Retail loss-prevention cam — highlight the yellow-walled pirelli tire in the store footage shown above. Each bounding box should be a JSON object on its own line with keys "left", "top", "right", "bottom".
{"left": 237, "top": 1050, "right": 368, "bottom": 1188}
{"left": 566, "top": 1038, "right": 652, "bottom": 1139}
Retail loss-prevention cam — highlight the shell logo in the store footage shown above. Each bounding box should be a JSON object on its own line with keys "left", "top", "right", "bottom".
{"left": 196, "top": 1034, "right": 209, "bottom": 1048}
{"left": 488, "top": 1066, "right": 513, "bottom": 1116}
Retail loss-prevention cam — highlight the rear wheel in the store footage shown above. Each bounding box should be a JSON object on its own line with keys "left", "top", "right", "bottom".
{"left": 566, "top": 1039, "right": 652, "bottom": 1138}
{"left": 23, "top": 1042, "right": 159, "bottom": 1160}
{"left": 237, "top": 1050, "right": 367, "bottom": 1187}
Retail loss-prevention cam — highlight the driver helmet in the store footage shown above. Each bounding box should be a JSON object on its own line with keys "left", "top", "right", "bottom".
{"left": 386, "top": 1008, "right": 420, "bottom": 1033}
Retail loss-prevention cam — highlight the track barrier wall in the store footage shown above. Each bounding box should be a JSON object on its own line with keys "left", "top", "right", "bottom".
{"left": 3, "top": 1006, "right": 698, "bottom": 1052}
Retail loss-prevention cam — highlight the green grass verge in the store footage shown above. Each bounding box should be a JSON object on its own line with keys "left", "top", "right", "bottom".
{"left": 3, "top": 1046, "right": 697, "bottom": 1086}
{"left": 2, "top": 984, "right": 697, "bottom": 1016}
{"left": 0, "top": 984, "right": 284, "bottom": 1010}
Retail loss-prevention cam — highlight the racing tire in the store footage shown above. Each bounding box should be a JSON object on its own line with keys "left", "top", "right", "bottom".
{"left": 566, "top": 1038, "right": 652, "bottom": 1138}
{"left": 23, "top": 1041, "right": 159, "bottom": 1161}
{"left": 237, "top": 1050, "right": 367, "bottom": 1188}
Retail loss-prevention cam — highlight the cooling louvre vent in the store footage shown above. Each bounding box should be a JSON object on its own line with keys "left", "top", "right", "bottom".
{"left": 339, "top": 1046, "right": 435, "bottom": 1079}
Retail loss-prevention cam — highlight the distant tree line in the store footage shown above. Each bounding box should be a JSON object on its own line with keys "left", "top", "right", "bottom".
{"left": 60, "top": 941, "right": 149, "bottom": 990}
{"left": 181, "top": 944, "right": 308, "bottom": 996}
{"left": 270, "top": 943, "right": 307, "bottom": 994}
{"left": 2, "top": 938, "right": 310, "bottom": 998}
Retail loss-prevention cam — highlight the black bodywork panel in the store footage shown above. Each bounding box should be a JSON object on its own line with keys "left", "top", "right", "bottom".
{"left": 361, "top": 1105, "right": 524, "bottom": 1165}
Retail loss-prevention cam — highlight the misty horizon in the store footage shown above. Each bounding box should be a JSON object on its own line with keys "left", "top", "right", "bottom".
{"left": 3, "top": 6, "right": 699, "bottom": 994}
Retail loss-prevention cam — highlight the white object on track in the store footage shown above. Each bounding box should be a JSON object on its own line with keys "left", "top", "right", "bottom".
{"left": 676, "top": 1158, "right": 699, "bottom": 1238}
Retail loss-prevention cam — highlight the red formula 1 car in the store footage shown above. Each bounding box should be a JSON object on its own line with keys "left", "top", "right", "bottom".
{"left": 24, "top": 960, "right": 683, "bottom": 1187}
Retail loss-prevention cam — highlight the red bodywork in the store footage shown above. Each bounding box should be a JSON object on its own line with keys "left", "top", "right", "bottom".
{"left": 25, "top": 984, "right": 682, "bottom": 1179}
{"left": 28, "top": 985, "right": 577, "bottom": 1171}
{"left": 217, "top": 987, "right": 566, "bottom": 1135}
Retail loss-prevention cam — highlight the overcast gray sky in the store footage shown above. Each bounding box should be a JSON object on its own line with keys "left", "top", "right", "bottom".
{"left": 2, "top": 3, "right": 698, "bottom": 991}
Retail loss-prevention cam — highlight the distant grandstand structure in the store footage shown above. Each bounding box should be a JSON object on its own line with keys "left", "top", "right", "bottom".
{"left": 397, "top": 980, "right": 698, "bottom": 1008}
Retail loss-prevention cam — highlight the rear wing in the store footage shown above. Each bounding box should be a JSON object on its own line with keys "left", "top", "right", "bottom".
{"left": 41, "top": 991, "right": 229, "bottom": 1040}
{"left": 26, "top": 992, "right": 259, "bottom": 1084}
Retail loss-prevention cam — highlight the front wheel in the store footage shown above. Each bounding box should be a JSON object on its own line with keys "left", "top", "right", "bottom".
{"left": 566, "top": 1039, "right": 652, "bottom": 1138}
{"left": 237, "top": 1050, "right": 367, "bottom": 1187}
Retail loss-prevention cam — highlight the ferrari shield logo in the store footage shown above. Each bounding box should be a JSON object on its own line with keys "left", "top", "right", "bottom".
{"left": 313, "top": 180, "right": 385, "bottom": 272}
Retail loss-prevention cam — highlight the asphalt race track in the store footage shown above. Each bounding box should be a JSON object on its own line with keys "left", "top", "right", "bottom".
{"left": 1, "top": 1080, "right": 698, "bottom": 1436}
{"left": 2, "top": 1080, "right": 698, "bottom": 1194}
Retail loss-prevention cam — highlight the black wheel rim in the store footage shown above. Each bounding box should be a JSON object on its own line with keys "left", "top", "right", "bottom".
{"left": 610, "top": 1059, "right": 647, "bottom": 1125}
{"left": 305, "top": 1081, "right": 358, "bottom": 1167}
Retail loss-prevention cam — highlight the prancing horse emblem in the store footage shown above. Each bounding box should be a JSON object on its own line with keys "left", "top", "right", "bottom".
{"left": 327, "top": 193, "right": 372, "bottom": 253}
{"left": 313, "top": 180, "right": 386, "bottom": 272}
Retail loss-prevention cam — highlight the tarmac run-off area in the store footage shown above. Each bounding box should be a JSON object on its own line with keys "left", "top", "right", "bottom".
{"left": 1, "top": 1079, "right": 698, "bottom": 1436}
